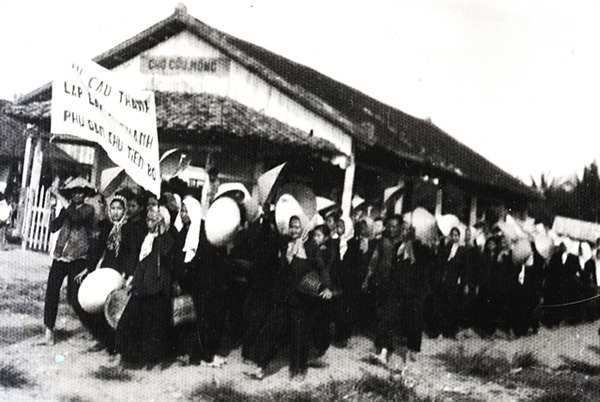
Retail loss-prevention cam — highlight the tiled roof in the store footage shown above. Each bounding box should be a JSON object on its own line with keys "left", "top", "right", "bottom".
{"left": 0, "top": 105, "right": 28, "bottom": 158}
{"left": 1, "top": 93, "right": 341, "bottom": 156}
{"left": 7, "top": 5, "right": 536, "bottom": 199}
{"left": 156, "top": 91, "right": 340, "bottom": 154}
{"left": 0, "top": 100, "right": 78, "bottom": 164}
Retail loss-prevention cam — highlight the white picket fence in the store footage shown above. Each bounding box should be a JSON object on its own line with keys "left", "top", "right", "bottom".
{"left": 22, "top": 186, "right": 55, "bottom": 252}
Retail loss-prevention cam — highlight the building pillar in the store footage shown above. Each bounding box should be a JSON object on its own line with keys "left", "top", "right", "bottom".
{"left": 89, "top": 145, "right": 100, "bottom": 190}
{"left": 435, "top": 185, "right": 443, "bottom": 216}
{"left": 21, "top": 136, "right": 44, "bottom": 249}
{"left": 469, "top": 195, "right": 478, "bottom": 227}
{"left": 340, "top": 146, "right": 355, "bottom": 218}
{"left": 15, "top": 133, "right": 33, "bottom": 238}
{"left": 251, "top": 160, "right": 265, "bottom": 200}
{"left": 402, "top": 179, "right": 414, "bottom": 214}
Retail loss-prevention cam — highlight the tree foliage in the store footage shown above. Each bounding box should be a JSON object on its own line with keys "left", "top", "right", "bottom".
{"left": 529, "top": 161, "right": 600, "bottom": 226}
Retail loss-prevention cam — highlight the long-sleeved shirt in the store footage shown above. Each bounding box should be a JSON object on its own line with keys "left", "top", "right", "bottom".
{"left": 51, "top": 202, "right": 95, "bottom": 262}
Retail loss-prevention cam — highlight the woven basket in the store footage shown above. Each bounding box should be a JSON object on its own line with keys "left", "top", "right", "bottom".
{"left": 171, "top": 294, "right": 196, "bottom": 326}
{"left": 104, "top": 289, "right": 197, "bottom": 329}
{"left": 297, "top": 271, "right": 324, "bottom": 297}
{"left": 104, "top": 288, "right": 130, "bottom": 330}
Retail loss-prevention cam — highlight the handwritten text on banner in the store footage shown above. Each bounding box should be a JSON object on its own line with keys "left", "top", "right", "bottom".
{"left": 51, "top": 60, "right": 160, "bottom": 196}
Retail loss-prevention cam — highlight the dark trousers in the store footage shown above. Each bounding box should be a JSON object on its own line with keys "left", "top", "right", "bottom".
{"left": 375, "top": 287, "right": 424, "bottom": 353}
{"left": 374, "top": 287, "right": 399, "bottom": 352}
{"left": 241, "top": 290, "right": 272, "bottom": 361}
{"left": 43, "top": 259, "right": 87, "bottom": 329}
{"left": 401, "top": 296, "right": 424, "bottom": 352}
{"left": 511, "top": 287, "right": 541, "bottom": 337}
{"left": 333, "top": 292, "right": 358, "bottom": 342}
{"left": 189, "top": 293, "right": 227, "bottom": 363}
{"left": 312, "top": 300, "right": 332, "bottom": 355}
{"left": 438, "top": 287, "right": 463, "bottom": 337}
{"left": 115, "top": 293, "right": 172, "bottom": 364}
{"left": 227, "top": 280, "right": 248, "bottom": 344}
{"left": 253, "top": 304, "right": 311, "bottom": 375}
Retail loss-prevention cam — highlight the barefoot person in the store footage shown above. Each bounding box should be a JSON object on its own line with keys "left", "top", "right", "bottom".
{"left": 43, "top": 177, "right": 96, "bottom": 344}
{"left": 361, "top": 215, "right": 404, "bottom": 365}
{"left": 250, "top": 216, "right": 332, "bottom": 381}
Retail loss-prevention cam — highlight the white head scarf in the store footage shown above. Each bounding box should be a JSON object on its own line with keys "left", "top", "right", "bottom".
{"left": 139, "top": 206, "right": 171, "bottom": 261}
{"left": 178, "top": 197, "right": 202, "bottom": 263}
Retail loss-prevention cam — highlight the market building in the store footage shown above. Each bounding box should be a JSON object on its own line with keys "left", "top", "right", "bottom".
{"left": 2, "top": 4, "right": 537, "bottom": 250}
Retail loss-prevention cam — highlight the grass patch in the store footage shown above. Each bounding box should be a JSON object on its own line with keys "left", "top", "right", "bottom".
{"left": 558, "top": 356, "right": 600, "bottom": 376}
{"left": 0, "top": 299, "right": 43, "bottom": 315}
{"left": 512, "top": 351, "right": 539, "bottom": 369}
{"left": 435, "top": 346, "right": 512, "bottom": 379}
{"left": 0, "top": 324, "right": 44, "bottom": 346}
{"left": 91, "top": 365, "right": 132, "bottom": 382}
{"left": 588, "top": 345, "right": 600, "bottom": 357}
{"left": 60, "top": 396, "right": 93, "bottom": 402}
{"left": 188, "top": 374, "right": 431, "bottom": 402}
{"left": 355, "top": 374, "right": 426, "bottom": 401}
{"left": 436, "top": 346, "right": 600, "bottom": 400}
{"left": 189, "top": 381, "right": 308, "bottom": 402}
{"left": 530, "top": 393, "right": 589, "bottom": 402}
{"left": 0, "top": 279, "right": 46, "bottom": 315}
{"left": 0, "top": 362, "right": 32, "bottom": 388}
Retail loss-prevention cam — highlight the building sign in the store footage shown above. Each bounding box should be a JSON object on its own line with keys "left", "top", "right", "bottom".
{"left": 51, "top": 60, "right": 161, "bottom": 196}
{"left": 140, "top": 55, "right": 230, "bottom": 76}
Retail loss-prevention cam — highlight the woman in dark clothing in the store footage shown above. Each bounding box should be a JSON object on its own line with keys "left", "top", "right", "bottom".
{"left": 170, "top": 197, "right": 204, "bottom": 363}
{"left": 362, "top": 215, "right": 404, "bottom": 365}
{"left": 510, "top": 246, "right": 544, "bottom": 337}
{"left": 437, "top": 227, "right": 468, "bottom": 338}
{"left": 250, "top": 216, "right": 331, "bottom": 381}
{"left": 543, "top": 243, "right": 578, "bottom": 327}
{"left": 173, "top": 195, "right": 231, "bottom": 367}
{"left": 182, "top": 200, "right": 236, "bottom": 367}
{"left": 118, "top": 189, "right": 148, "bottom": 278}
{"left": 115, "top": 206, "right": 174, "bottom": 368}
{"left": 80, "top": 195, "right": 130, "bottom": 276}
{"left": 305, "top": 224, "right": 337, "bottom": 358}
{"left": 392, "top": 227, "right": 432, "bottom": 361}
{"left": 583, "top": 247, "right": 600, "bottom": 321}
{"left": 476, "top": 237, "right": 505, "bottom": 335}
{"left": 336, "top": 220, "right": 375, "bottom": 343}
{"left": 241, "top": 213, "right": 279, "bottom": 363}
{"left": 74, "top": 195, "right": 130, "bottom": 352}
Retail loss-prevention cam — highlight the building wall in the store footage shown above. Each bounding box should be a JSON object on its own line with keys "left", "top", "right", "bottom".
{"left": 109, "top": 31, "right": 352, "bottom": 157}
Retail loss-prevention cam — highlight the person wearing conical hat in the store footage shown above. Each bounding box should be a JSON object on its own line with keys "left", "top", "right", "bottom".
{"left": 43, "top": 177, "right": 96, "bottom": 345}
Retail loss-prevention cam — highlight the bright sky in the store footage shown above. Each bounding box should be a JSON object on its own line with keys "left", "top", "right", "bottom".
{"left": 1, "top": 0, "right": 599, "bottom": 184}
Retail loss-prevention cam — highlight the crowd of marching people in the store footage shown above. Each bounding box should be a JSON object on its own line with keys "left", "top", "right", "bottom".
{"left": 41, "top": 174, "right": 600, "bottom": 381}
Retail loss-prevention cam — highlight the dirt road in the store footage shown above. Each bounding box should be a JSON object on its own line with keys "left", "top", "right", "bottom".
{"left": 1, "top": 248, "right": 599, "bottom": 401}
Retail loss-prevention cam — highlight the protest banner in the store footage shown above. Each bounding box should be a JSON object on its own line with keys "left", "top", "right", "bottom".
{"left": 51, "top": 60, "right": 160, "bottom": 196}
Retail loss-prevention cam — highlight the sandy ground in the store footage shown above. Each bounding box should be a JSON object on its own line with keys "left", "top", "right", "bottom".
{"left": 1, "top": 247, "right": 600, "bottom": 401}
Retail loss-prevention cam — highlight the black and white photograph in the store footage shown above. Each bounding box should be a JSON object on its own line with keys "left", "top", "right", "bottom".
{"left": 1, "top": 1, "right": 599, "bottom": 401}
